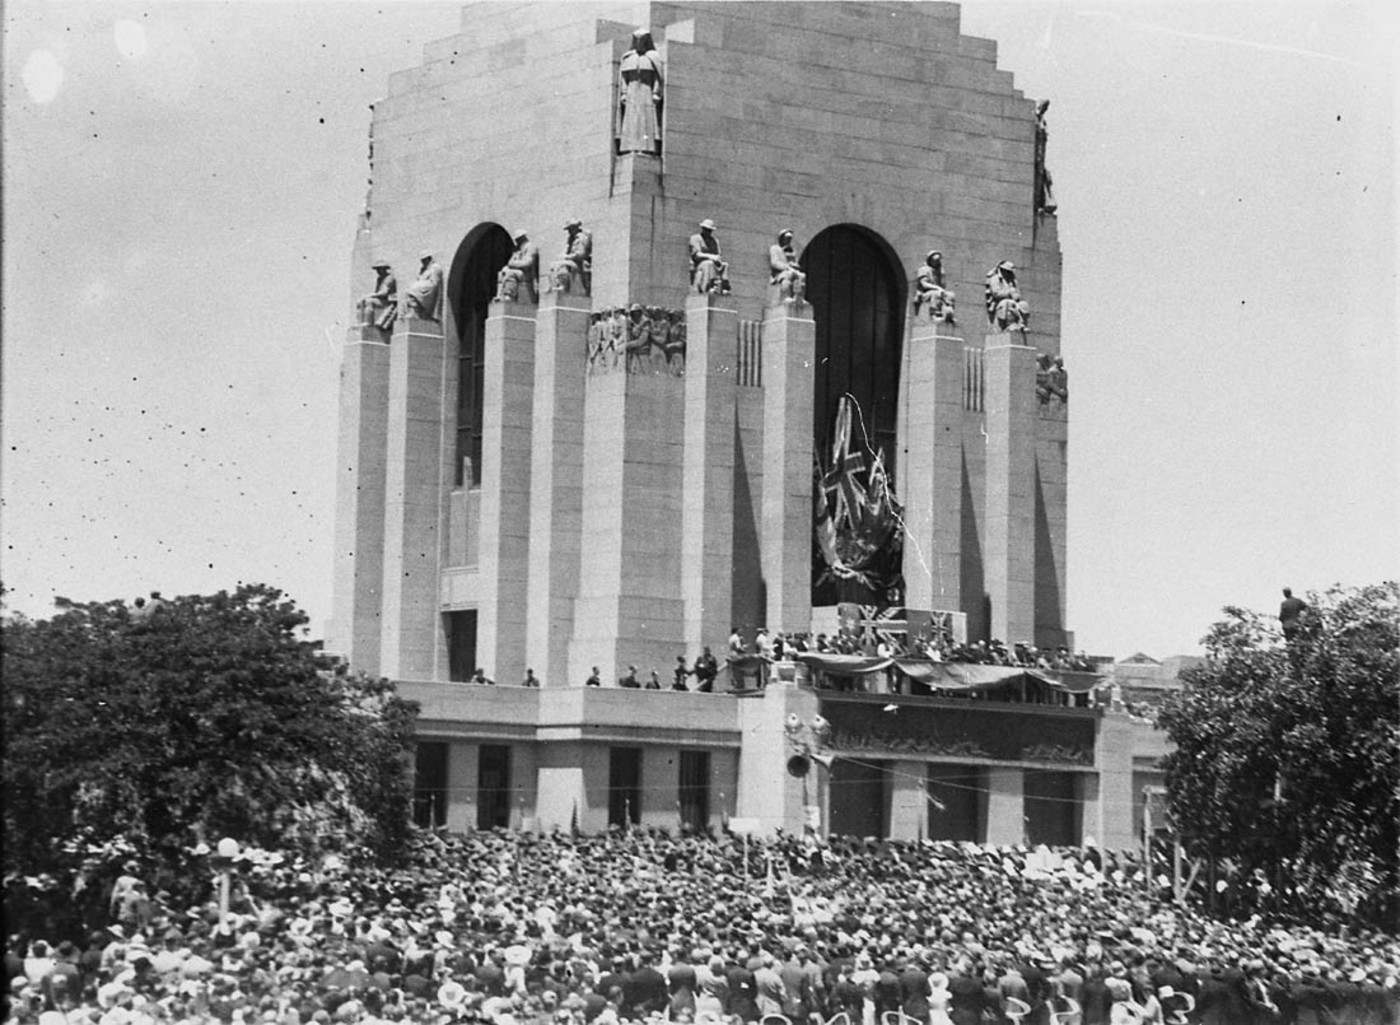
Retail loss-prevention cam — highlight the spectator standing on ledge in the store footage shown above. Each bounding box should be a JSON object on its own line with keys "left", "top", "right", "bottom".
{"left": 672, "top": 656, "right": 691, "bottom": 691}
{"left": 585, "top": 666, "right": 601, "bottom": 687}
{"left": 619, "top": 665, "right": 640, "bottom": 688}
{"left": 521, "top": 668, "right": 540, "bottom": 687}
{"left": 1280, "top": 587, "right": 1308, "bottom": 641}
{"left": 693, "top": 647, "right": 718, "bottom": 692}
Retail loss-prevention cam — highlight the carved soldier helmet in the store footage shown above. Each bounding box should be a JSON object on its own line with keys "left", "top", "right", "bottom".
{"left": 512, "top": 230, "right": 529, "bottom": 242}
{"left": 698, "top": 218, "right": 716, "bottom": 231}
{"left": 997, "top": 260, "right": 1015, "bottom": 271}
{"left": 372, "top": 260, "right": 391, "bottom": 270}
{"left": 926, "top": 250, "right": 942, "bottom": 264}
{"left": 778, "top": 229, "right": 794, "bottom": 243}
{"left": 418, "top": 249, "right": 433, "bottom": 262}
{"left": 564, "top": 218, "right": 582, "bottom": 229}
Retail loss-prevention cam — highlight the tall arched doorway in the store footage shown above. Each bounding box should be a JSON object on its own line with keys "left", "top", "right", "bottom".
{"left": 801, "top": 224, "right": 907, "bottom": 607}
{"left": 448, "top": 224, "right": 513, "bottom": 487}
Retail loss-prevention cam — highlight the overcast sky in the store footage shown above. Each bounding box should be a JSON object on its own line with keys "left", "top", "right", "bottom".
{"left": 3, "top": 2, "right": 1396, "bottom": 659}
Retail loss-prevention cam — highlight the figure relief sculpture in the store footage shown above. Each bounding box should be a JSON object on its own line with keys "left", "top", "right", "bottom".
{"left": 618, "top": 28, "right": 663, "bottom": 155}
{"left": 912, "top": 250, "right": 956, "bottom": 324}
{"left": 607, "top": 306, "right": 628, "bottom": 371}
{"left": 586, "top": 304, "right": 686, "bottom": 377}
{"left": 769, "top": 230, "right": 807, "bottom": 305}
{"left": 548, "top": 219, "right": 593, "bottom": 295}
{"left": 357, "top": 261, "right": 398, "bottom": 334}
{"left": 624, "top": 303, "right": 654, "bottom": 375}
{"left": 689, "top": 219, "right": 731, "bottom": 295}
{"left": 666, "top": 309, "right": 687, "bottom": 373}
{"left": 984, "top": 260, "right": 1029, "bottom": 332}
{"left": 1035, "top": 353, "right": 1068, "bottom": 404}
{"left": 495, "top": 231, "right": 540, "bottom": 303}
{"left": 401, "top": 250, "right": 443, "bottom": 321}
{"left": 1034, "top": 99, "right": 1058, "bottom": 216}
{"left": 585, "top": 311, "right": 606, "bottom": 374}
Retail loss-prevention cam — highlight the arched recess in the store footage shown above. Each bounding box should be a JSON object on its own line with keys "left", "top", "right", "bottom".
{"left": 800, "top": 224, "right": 908, "bottom": 607}
{"left": 448, "top": 223, "right": 513, "bottom": 487}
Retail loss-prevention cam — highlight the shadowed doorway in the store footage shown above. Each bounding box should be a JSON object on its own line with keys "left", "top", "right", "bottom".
{"left": 448, "top": 224, "right": 514, "bottom": 487}
{"left": 801, "top": 224, "right": 907, "bottom": 608}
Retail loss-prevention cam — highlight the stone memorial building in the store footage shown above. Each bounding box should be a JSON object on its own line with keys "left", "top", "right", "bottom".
{"left": 329, "top": 1, "right": 1164, "bottom": 848}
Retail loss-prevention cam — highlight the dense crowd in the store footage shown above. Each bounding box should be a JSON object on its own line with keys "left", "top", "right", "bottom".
{"left": 7, "top": 830, "right": 1397, "bottom": 1025}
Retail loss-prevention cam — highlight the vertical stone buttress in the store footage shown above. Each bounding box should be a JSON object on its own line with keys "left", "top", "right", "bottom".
{"left": 525, "top": 293, "right": 591, "bottom": 687}
{"left": 476, "top": 301, "right": 537, "bottom": 688}
{"left": 983, "top": 339, "right": 1037, "bottom": 646}
{"left": 380, "top": 316, "right": 447, "bottom": 679}
{"left": 760, "top": 302, "right": 815, "bottom": 635}
{"left": 331, "top": 325, "right": 390, "bottom": 675}
{"left": 901, "top": 320, "right": 964, "bottom": 616}
{"left": 681, "top": 294, "right": 737, "bottom": 653}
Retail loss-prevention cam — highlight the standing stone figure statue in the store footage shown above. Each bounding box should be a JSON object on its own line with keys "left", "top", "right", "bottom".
{"left": 689, "top": 219, "right": 731, "bottom": 295}
{"left": 401, "top": 251, "right": 443, "bottom": 321}
{"left": 618, "top": 28, "right": 663, "bottom": 155}
{"left": 984, "top": 260, "right": 1029, "bottom": 332}
{"left": 549, "top": 219, "right": 593, "bottom": 295}
{"left": 495, "top": 231, "right": 540, "bottom": 303}
{"left": 769, "top": 230, "right": 807, "bottom": 304}
{"left": 912, "top": 250, "right": 955, "bottom": 324}
{"left": 1034, "top": 99, "right": 1058, "bottom": 216}
{"left": 358, "top": 261, "right": 398, "bottom": 333}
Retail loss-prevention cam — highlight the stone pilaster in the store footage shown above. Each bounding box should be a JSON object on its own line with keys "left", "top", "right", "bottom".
{"left": 681, "top": 294, "right": 738, "bottom": 653}
{"left": 983, "top": 338, "right": 1038, "bottom": 646}
{"left": 525, "top": 293, "right": 591, "bottom": 687}
{"left": 569, "top": 368, "right": 686, "bottom": 687}
{"left": 330, "top": 329, "right": 390, "bottom": 675}
{"left": 1090, "top": 712, "right": 1138, "bottom": 850}
{"left": 736, "top": 686, "right": 819, "bottom": 835}
{"left": 887, "top": 759, "right": 929, "bottom": 840}
{"left": 476, "top": 301, "right": 537, "bottom": 688}
{"left": 380, "top": 316, "right": 447, "bottom": 680}
{"left": 1035, "top": 395, "right": 1070, "bottom": 650}
{"left": 760, "top": 301, "right": 816, "bottom": 634}
{"left": 901, "top": 320, "right": 964, "bottom": 615}
{"left": 985, "top": 766, "right": 1026, "bottom": 845}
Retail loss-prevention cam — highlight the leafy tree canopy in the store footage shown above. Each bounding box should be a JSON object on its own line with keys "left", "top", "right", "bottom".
{"left": 1157, "top": 582, "right": 1399, "bottom": 928}
{"left": 3, "top": 584, "right": 418, "bottom": 881}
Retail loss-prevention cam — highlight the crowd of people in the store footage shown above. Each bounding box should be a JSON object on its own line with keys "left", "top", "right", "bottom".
{"left": 456, "top": 627, "right": 1102, "bottom": 690}
{"left": 7, "top": 829, "right": 1397, "bottom": 1025}
{"left": 725, "top": 628, "right": 1098, "bottom": 675}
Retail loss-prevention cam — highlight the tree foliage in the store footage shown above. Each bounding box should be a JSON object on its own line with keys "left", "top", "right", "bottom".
{"left": 2, "top": 584, "right": 418, "bottom": 878}
{"left": 1157, "top": 582, "right": 1400, "bottom": 927}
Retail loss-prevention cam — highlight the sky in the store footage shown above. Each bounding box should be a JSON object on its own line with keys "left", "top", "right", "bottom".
{"left": 3, "top": 1, "right": 1397, "bottom": 660}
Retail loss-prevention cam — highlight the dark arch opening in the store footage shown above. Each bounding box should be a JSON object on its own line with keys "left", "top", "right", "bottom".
{"left": 801, "top": 224, "right": 907, "bottom": 608}
{"left": 448, "top": 223, "right": 513, "bottom": 487}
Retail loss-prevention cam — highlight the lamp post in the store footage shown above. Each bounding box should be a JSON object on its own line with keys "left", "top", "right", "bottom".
{"left": 783, "top": 714, "right": 833, "bottom": 836}
{"left": 212, "top": 837, "right": 240, "bottom": 928}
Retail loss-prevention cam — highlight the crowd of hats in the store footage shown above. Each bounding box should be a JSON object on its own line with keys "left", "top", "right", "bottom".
{"left": 6, "top": 829, "right": 1398, "bottom": 1025}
